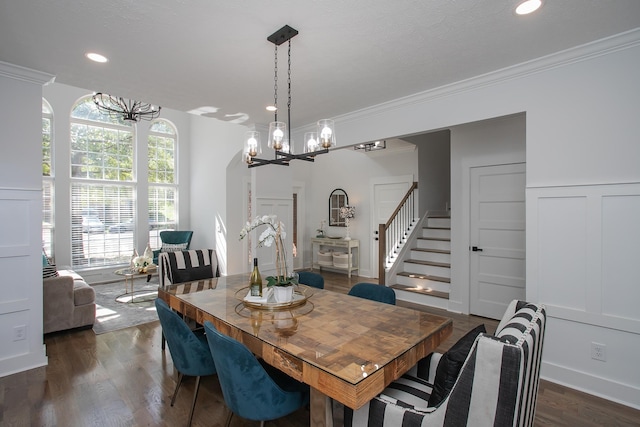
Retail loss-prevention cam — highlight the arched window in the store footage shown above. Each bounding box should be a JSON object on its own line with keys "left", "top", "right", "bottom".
{"left": 42, "top": 99, "right": 54, "bottom": 257}
{"left": 69, "top": 96, "right": 135, "bottom": 268}
{"left": 148, "top": 119, "right": 178, "bottom": 249}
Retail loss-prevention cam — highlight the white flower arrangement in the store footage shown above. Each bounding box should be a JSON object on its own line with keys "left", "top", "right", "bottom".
{"left": 133, "top": 256, "right": 153, "bottom": 273}
{"left": 239, "top": 215, "right": 297, "bottom": 286}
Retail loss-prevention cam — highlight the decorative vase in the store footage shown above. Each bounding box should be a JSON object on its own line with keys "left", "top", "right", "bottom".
{"left": 273, "top": 285, "right": 294, "bottom": 303}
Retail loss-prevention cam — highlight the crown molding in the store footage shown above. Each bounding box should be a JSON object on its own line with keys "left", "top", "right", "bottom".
{"left": 0, "top": 60, "right": 55, "bottom": 85}
{"left": 335, "top": 28, "right": 640, "bottom": 125}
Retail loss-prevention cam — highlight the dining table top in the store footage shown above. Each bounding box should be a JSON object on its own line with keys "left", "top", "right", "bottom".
{"left": 158, "top": 274, "right": 452, "bottom": 412}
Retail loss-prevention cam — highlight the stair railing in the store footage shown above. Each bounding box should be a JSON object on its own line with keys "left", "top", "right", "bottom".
{"left": 378, "top": 182, "right": 418, "bottom": 285}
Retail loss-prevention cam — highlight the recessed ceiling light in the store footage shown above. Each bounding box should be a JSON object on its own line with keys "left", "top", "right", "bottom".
{"left": 85, "top": 52, "right": 108, "bottom": 63}
{"left": 515, "top": 0, "right": 542, "bottom": 15}
{"left": 266, "top": 105, "right": 277, "bottom": 112}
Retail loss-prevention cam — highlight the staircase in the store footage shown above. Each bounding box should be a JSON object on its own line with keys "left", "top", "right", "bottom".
{"left": 390, "top": 214, "right": 451, "bottom": 309}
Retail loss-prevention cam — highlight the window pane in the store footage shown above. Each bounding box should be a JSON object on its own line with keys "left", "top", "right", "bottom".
{"left": 71, "top": 183, "right": 135, "bottom": 268}
{"left": 70, "top": 122, "right": 133, "bottom": 181}
{"left": 42, "top": 116, "right": 52, "bottom": 176}
{"left": 71, "top": 97, "right": 132, "bottom": 127}
{"left": 43, "top": 180, "right": 54, "bottom": 257}
{"left": 148, "top": 120, "right": 176, "bottom": 184}
{"left": 148, "top": 186, "right": 177, "bottom": 249}
{"left": 150, "top": 120, "right": 175, "bottom": 135}
{"left": 70, "top": 96, "right": 137, "bottom": 269}
{"left": 43, "top": 99, "right": 54, "bottom": 257}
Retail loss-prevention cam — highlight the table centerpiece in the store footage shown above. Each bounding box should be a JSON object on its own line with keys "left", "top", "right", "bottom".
{"left": 240, "top": 215, "right": 298, "bottom": 302}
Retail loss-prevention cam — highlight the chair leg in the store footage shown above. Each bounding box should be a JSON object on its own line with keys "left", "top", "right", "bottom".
{"left": 224, "top": 410, "right": 233, "bottom": 427}
{"left": 187, "top": 376, "right": 202, "bottom": 427}
{"left": 161, "top": 332, "right": 166, "bottom": 350}
{"left": 171, "top": 372, "right": 184, "bottom": 406}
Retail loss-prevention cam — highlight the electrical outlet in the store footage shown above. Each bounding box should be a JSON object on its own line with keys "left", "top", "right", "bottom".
{"left": 13, "top": 325, "right": 26, "bottom": 341}
{"left": 591, "top": 342, "right": 606, "bottom": 361}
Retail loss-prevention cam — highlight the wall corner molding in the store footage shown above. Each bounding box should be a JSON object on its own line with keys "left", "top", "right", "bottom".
{"left": 334, "top": 28, "right": 640, "bottom": 126}
{"left": 0, "top": 60, "right": 55, "bottom": 85}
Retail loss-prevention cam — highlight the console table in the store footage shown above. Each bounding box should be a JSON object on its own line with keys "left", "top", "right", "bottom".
{"left": 311, "top": 237, "right": 359, "bottom": 277}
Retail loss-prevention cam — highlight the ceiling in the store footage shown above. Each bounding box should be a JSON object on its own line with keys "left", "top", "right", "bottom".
{"left": 1, "top": 1, "right": 639, "bottom": 129}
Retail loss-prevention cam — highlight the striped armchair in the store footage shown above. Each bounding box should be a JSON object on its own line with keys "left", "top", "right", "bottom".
{"left": 159, "top": 249, "right": 219, "bottom": 287}
{"left": 344, "top": 300, "right": 546, "bottom": 427}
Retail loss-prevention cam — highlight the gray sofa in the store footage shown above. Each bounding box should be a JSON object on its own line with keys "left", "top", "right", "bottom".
{"left": 43, "top": 269, "right": 96, "bottom": 334}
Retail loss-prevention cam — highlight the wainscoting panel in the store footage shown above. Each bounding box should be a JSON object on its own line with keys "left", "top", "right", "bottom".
{"left": 527, "top": 182, "right": 640, "bottom": 409}
{"left": 0, "top": 188, "right": 47, "bottom": 377}
{"left": 536, "top": 195, "right": 588, "bottom": 311}
{"left": 601, "top": 194, "right": 640, "bottom": 322}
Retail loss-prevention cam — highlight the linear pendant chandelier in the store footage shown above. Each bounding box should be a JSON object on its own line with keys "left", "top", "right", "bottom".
{"left": 244, "top": 25, "right": 336, "bottom": 168}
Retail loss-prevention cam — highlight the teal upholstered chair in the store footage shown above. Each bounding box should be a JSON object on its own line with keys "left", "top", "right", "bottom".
{"left": 297, "top": 271, "right": 324, "bottom": 289}
{"left": 152, "top": 230, "right": 194, "bottom": 266}
{"left": 348, "top": 282, "right": 396, "bottom": 305}
{"left": 203, "top": 321, "right": 310, "bottom": 427}
{"left": 155, "top": 298, "right": 216, "bottom": 427}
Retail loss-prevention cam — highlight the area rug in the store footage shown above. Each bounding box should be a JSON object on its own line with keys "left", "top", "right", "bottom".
{"left": 92, "top": 277, "right": 160, "bottom": 334}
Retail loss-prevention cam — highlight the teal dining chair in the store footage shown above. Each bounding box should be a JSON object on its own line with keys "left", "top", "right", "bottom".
{"left": 297, "top": 271, "right": 324, "bottom": 289}
{"left": 348, "top": 282, "right": 396, "bottom": 305}
{"left": 203, "top": 321, "right": 310, "bottom": 427}
{"left": 155, "top": 298, "right": 216, "bottom": 427}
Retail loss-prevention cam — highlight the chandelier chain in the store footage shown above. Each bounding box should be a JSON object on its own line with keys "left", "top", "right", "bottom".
{"left": 273, "top": 44, "right": 278, "bottom": 122}
{"left": 287, "top": 39, "right": 292, "bottom": 143}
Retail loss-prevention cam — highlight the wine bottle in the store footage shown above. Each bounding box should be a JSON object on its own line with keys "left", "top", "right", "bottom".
{"left": 250, "top": 258, "right": 262, "bottom": 297}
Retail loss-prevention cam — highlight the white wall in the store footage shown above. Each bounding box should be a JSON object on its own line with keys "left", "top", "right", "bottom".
{"left": 0, "top": 62, "right": 53, "bottom": 376}
{"left": 414, "top": 130, "right": 451, "bottom": 213}
{"left": 449, "top": 114, "right": 526, "bottom": 313}
{"left": 189, "top": 114, "right": 247, "bottom": 276}
{"left": 323, "top": 30, "right": 640, "bottom": 408}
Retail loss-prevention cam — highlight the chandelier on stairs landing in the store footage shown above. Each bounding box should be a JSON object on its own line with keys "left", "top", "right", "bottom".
{"left": 244, "top": 25, "right": 337, "bottom": 168}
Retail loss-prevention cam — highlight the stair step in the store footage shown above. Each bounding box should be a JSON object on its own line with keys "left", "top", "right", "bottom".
{"left": 391, "top": 284, "right": 449, "bottom": 299}
{"left": 406, "top": 259, "right": 450, "bottom": 268}
{"left": 426, "top": 217, "right": 451, "bottom": 228}
{"left": 422, "top": 228, "right": 450, "bottom": 239}
{"left": 397, "top": 271, "right": 450, "bottom": 283}
{"left": 412, "top": 248, "right": 450, "bottom": 254}
{"left": 418, "top": 237, "right": 450, "bottom": 242}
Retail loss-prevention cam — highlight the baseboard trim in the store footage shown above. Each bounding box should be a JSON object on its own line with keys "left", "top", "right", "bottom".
{"left": 0, "top": 347, "right": 47, "bottom": 379}
{"left": 541, "top": 361, "right": 640, "bottom": 410}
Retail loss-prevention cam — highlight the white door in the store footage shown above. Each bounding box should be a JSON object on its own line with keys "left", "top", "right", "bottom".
{"left": 371, "top": 176, "right": 413, "bottom": 278}
{"left": 469, "top": 163, "right": 525, "bottom": 319}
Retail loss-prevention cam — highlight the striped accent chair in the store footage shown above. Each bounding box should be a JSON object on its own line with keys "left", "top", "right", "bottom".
{"left": 344, "top": 299, "right": 546, "bottom": 427}
{"left": 159, "top": 249, "right": 219, "bottom": 287}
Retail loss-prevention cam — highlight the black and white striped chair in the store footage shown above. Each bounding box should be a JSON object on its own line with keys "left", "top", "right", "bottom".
{"left": 158, "top": 249, "right": 220, "bottom": 350}
{"left": 159, "top": 249, "right": 219, "bottom": 288}
{"left": 343, "top": 300, "right": 546, "bottom": 427}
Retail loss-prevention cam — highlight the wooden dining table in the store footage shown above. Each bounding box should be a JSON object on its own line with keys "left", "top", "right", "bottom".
{"left": 158, "top": 274, "right": 452, "bottom": 427}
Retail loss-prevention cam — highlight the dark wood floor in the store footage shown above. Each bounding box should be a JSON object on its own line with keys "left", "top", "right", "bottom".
{"left": 1, "top": 271, "right": 638, "bottom": 426}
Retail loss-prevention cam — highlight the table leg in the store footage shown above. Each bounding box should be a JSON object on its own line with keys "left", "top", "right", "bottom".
{"left": 310, "top": 387, "right": 334, "bottom": 427}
